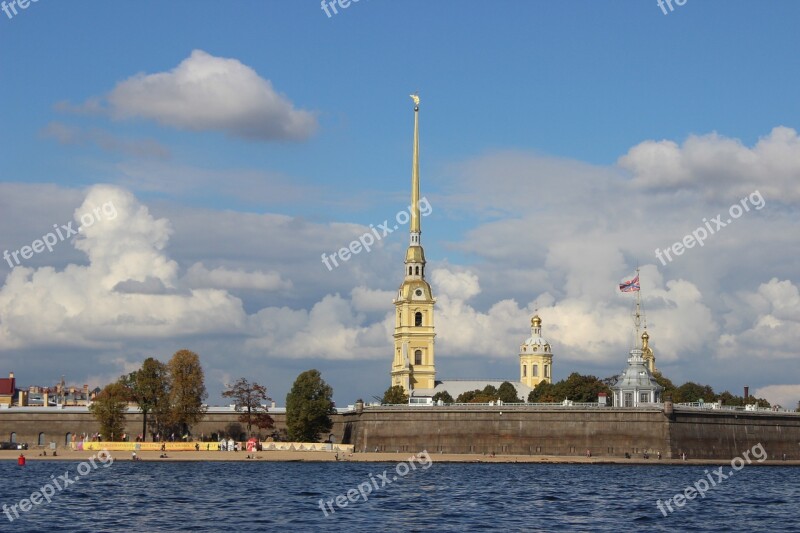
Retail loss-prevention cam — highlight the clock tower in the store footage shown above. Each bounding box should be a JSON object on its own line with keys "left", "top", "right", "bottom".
{"left": 391, "top": 94, "right": 436, "bottom": 392}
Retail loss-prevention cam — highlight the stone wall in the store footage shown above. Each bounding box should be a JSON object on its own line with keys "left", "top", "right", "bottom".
{"left": 667, "top": 407, "right": 800, "bottom": 460}
{"left": 342, "top": 406, "right": 670, "bottom": 456}
{"left": 3, "top": 405, "right": 799, "bottom": 460}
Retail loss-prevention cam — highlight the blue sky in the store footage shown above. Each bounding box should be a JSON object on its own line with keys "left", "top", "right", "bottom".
{"left": 1, "top": 1, "right": 799, "bottom": 407}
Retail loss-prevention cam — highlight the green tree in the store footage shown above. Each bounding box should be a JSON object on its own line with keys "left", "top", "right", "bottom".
{"left": 122, "top": 357, "right": 171, "bottom": 440}
{"left": 167, "top": 349, "right": 208, "bottom": 437}
{"left": 497, "top": 381, "right": 522, "bottom": 403}
{"left": 556, "top": 373, "right": 611, "bottom": 403}
{"left": 432, "top": 391, "right": 454, "bottom": 404}
{"left": 652, "top": 371, "right": 677, "bottom": 401}
{"left": 89, "top": 382, "right": 129, "bottom": 441}
{"left": 527, "top": 374, "right": 610, "bottom": 403}
{"left": 528, "top": 381, "right": 557, "bottom": 402}
{"left": 675, "top": 382, "right": 716, "bottom": 403}
{"left": 457, "top": 385, "right": 499, "bottom": 403}
{"left": 222, "top": 377, "right": 274, "bottom": 438}
{"left": 286, "top": 369, "right": 335, "bottom": 442}
{"left": 381, "top": 385, "right": 409, "bottom": 405}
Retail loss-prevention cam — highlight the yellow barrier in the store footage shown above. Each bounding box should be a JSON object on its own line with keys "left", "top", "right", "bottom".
{"left": 73, "top": 442, "right": 219, "bottom": 452}
{"left": 70, "top": 441, "right": 355, "bottom": 453}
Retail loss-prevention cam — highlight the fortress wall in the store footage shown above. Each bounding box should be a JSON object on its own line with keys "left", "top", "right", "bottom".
{"left": 4, "top": 407, "right": 800, "bottom": 460}
{"left": 0, "top": 410, "right": 297, "bottom": 446}
{"left": 342, "top": 407, "right": 671, "bottom": 457}
{"left": 668, "top": 408, "right": 800, "bottom": 460}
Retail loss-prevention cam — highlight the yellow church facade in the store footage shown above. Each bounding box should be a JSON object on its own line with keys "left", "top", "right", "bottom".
{"left": 391, "top": 95, "right": 437, "bottom": 392}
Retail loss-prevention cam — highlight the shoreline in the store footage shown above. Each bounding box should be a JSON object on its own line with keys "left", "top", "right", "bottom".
{"left": 2, "top": 449, "right": 798, "bottom": 466}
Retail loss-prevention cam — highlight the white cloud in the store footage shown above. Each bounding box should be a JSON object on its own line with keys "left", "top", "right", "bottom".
{"left": 619, "top": 126, "right": 800, "bottom": 202}
{"left": 0, "top": 185, "right": 247, "bottom": 349}
{"left": 105, "top": 50, "right": 318, "bottom": 141}
{"left": 752, "top": 384, "right": 800, "bottom": 409}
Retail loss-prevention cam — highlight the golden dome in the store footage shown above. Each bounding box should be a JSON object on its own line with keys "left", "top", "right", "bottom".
{"left": 642, "top": 331, "right": 649, "bottom": 339}
{"left": 531, "top": 315, "right": 542, "bottom": 327}
{"left": 405, "top": 246, "right": 426, "bottom": 263}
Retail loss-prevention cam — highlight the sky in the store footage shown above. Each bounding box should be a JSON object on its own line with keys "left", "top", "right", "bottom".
{"left": 1, "top": 1, "right": 799, "bottom": 408}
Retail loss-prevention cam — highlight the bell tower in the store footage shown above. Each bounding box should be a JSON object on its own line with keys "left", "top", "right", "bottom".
{"left": 519, "top": 315, "right": 553, "bottom": 388}
{"left": 391, "top": 94, "right": 436, "bottom": 392}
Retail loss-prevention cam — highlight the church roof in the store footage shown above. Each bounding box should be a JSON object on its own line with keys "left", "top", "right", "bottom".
{"left": 410, "top": 379, "right": 534, "bottom": 402}
{"left": 612, "top": 349, "right": 663, "bottom": 392}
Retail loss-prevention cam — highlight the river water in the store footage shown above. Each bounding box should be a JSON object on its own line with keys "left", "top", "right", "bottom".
{"left": 1, "top": 459, "right": 796, "bottom": 532}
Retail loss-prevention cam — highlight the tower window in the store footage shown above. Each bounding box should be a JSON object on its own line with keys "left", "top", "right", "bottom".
{"left": 414, "top": 350, "right": 422, "bottom": 365}
{"left": 533, "top": 365, "right": 538, "bottom": 377}
{"left": 408, "top": 267, "right": 412, "bottom": 275}
{"left": 415, "top": 266, "right": 420, "bottom": 275}
{"left": 415, "top": 312, "right": 422, "bottom": 327}
{"left": 544, "top": 365, "right": 550, "bottom": 378}
{"left": 522, "top": 365, "right": 527, "bottom": 377}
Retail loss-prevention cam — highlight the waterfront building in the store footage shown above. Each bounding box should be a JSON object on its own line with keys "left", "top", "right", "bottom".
{"left": 611, "top": 348, "right": 663, "bottom": 407}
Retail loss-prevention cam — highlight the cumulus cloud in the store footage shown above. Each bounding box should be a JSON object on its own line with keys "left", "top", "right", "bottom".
{"left": 717, "top": 278, "right": 800, "bottom": 360}
{"left": 752, "top": 384, "right": 800, "bottom": 409}
{"left": 0, "top": 185, "right": 247, "bottom": 349}
{"left": 103, "top": 50, "right": 317, "bottom": 141}
{"left": 619, "top": 126, "right": 800, "bottom": 202}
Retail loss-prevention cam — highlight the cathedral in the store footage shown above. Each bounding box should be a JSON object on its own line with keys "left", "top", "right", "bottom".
{"left": 390, "top": 96, "right": 551, "bottom": 402}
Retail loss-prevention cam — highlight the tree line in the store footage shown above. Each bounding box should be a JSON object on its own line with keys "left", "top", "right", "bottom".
{"left": 89, "top": 354, "right": 338, "bottom": 443}
{"left": 381, "top": 371, "right": 773, "bottom": 407}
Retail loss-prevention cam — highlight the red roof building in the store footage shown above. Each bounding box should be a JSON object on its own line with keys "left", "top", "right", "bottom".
{"left": 0, "top": 372, "right": 16, "bottom": 406}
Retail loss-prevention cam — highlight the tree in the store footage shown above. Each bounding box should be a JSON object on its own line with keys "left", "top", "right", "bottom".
{"left": 122, "top": 357, "right": 170, "bottom": 440}
{"left": 498, "top": 382, "right": 522, "bottom": 403}
{"left": 456, "top": 385, "right": 499, "bottom": 403}
{"left": 674, "top": 382, "right": 716, "bottom": 403}
{"left": 527, "top": 373, "right": 610, "bottom": 403}
{"left": 382, "top": 385, "right": 409, "bottom": 405}
{"left": 432, "top": 391, "right": 454, "bottom": 404}
{"left": 528, "top": 381, "right": 556, "bottom": 403}
{"left": 285, "top": 369, "right": 335, "bottom": 442}
{"left": 167, "top": 349, "right": 208, "bottom": 437}
{"left": 89, "top": 382, "right": 129, "bottom": 441}
{"left": 222, "top": 378, "right": 274, "bottom": 438}
{"left": 652, "top": 371, "right": 677, "bottom": 401}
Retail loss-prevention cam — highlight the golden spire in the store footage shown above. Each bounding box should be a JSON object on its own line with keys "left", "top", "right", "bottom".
{"left": 410, "top": 93, "right": 421, "bottom": 236}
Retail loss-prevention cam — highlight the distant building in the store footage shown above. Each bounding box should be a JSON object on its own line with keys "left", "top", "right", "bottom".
{"left": 411, "top": 380, "right": 533, "bottom": 403}
{"left": 611, "top": 348, "right": 663, "bottom": 407}
{"left": 519, "top": 315, "right": 553, "bottom": 388}
{"left": 0, "top": 372, "right": 15, "bottom": 406}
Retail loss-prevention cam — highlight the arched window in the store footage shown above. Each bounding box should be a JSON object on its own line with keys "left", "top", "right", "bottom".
{"left": 415, "top": 312, "right": 422, "bottom": 327}
{"left": 65, "top": 432, "right": 72, "bottom": 446}
{"left": 414, "top": 350, "right": 422, "bottom": 365}
{"left": 544, "top": 365, "right": 550, "bottom": 378}
{"left": 533, "top": 364, "right": 538, "bottom": 377}
{"left": 415, "top": 266, "right": 420, "bottom": 275}
{"left": 38, "top": 432, "right": 46, "bottom": 446}
{"left": 408, "top": 267, "right": 412, "bottom": 275}
{"left": 10, "top": 432, "right": 16, "bottom": 443}
{"left": 522, "top": 365, "right": 527, "bottom": 377}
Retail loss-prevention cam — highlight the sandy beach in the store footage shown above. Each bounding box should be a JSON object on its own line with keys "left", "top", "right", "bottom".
{"left": 2, "top": 449, "right": 798, "bottom": 466}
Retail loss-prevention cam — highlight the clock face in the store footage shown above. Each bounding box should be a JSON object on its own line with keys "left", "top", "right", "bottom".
{"left": 415, "top": 289, "right": 423, "bottom": 297}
